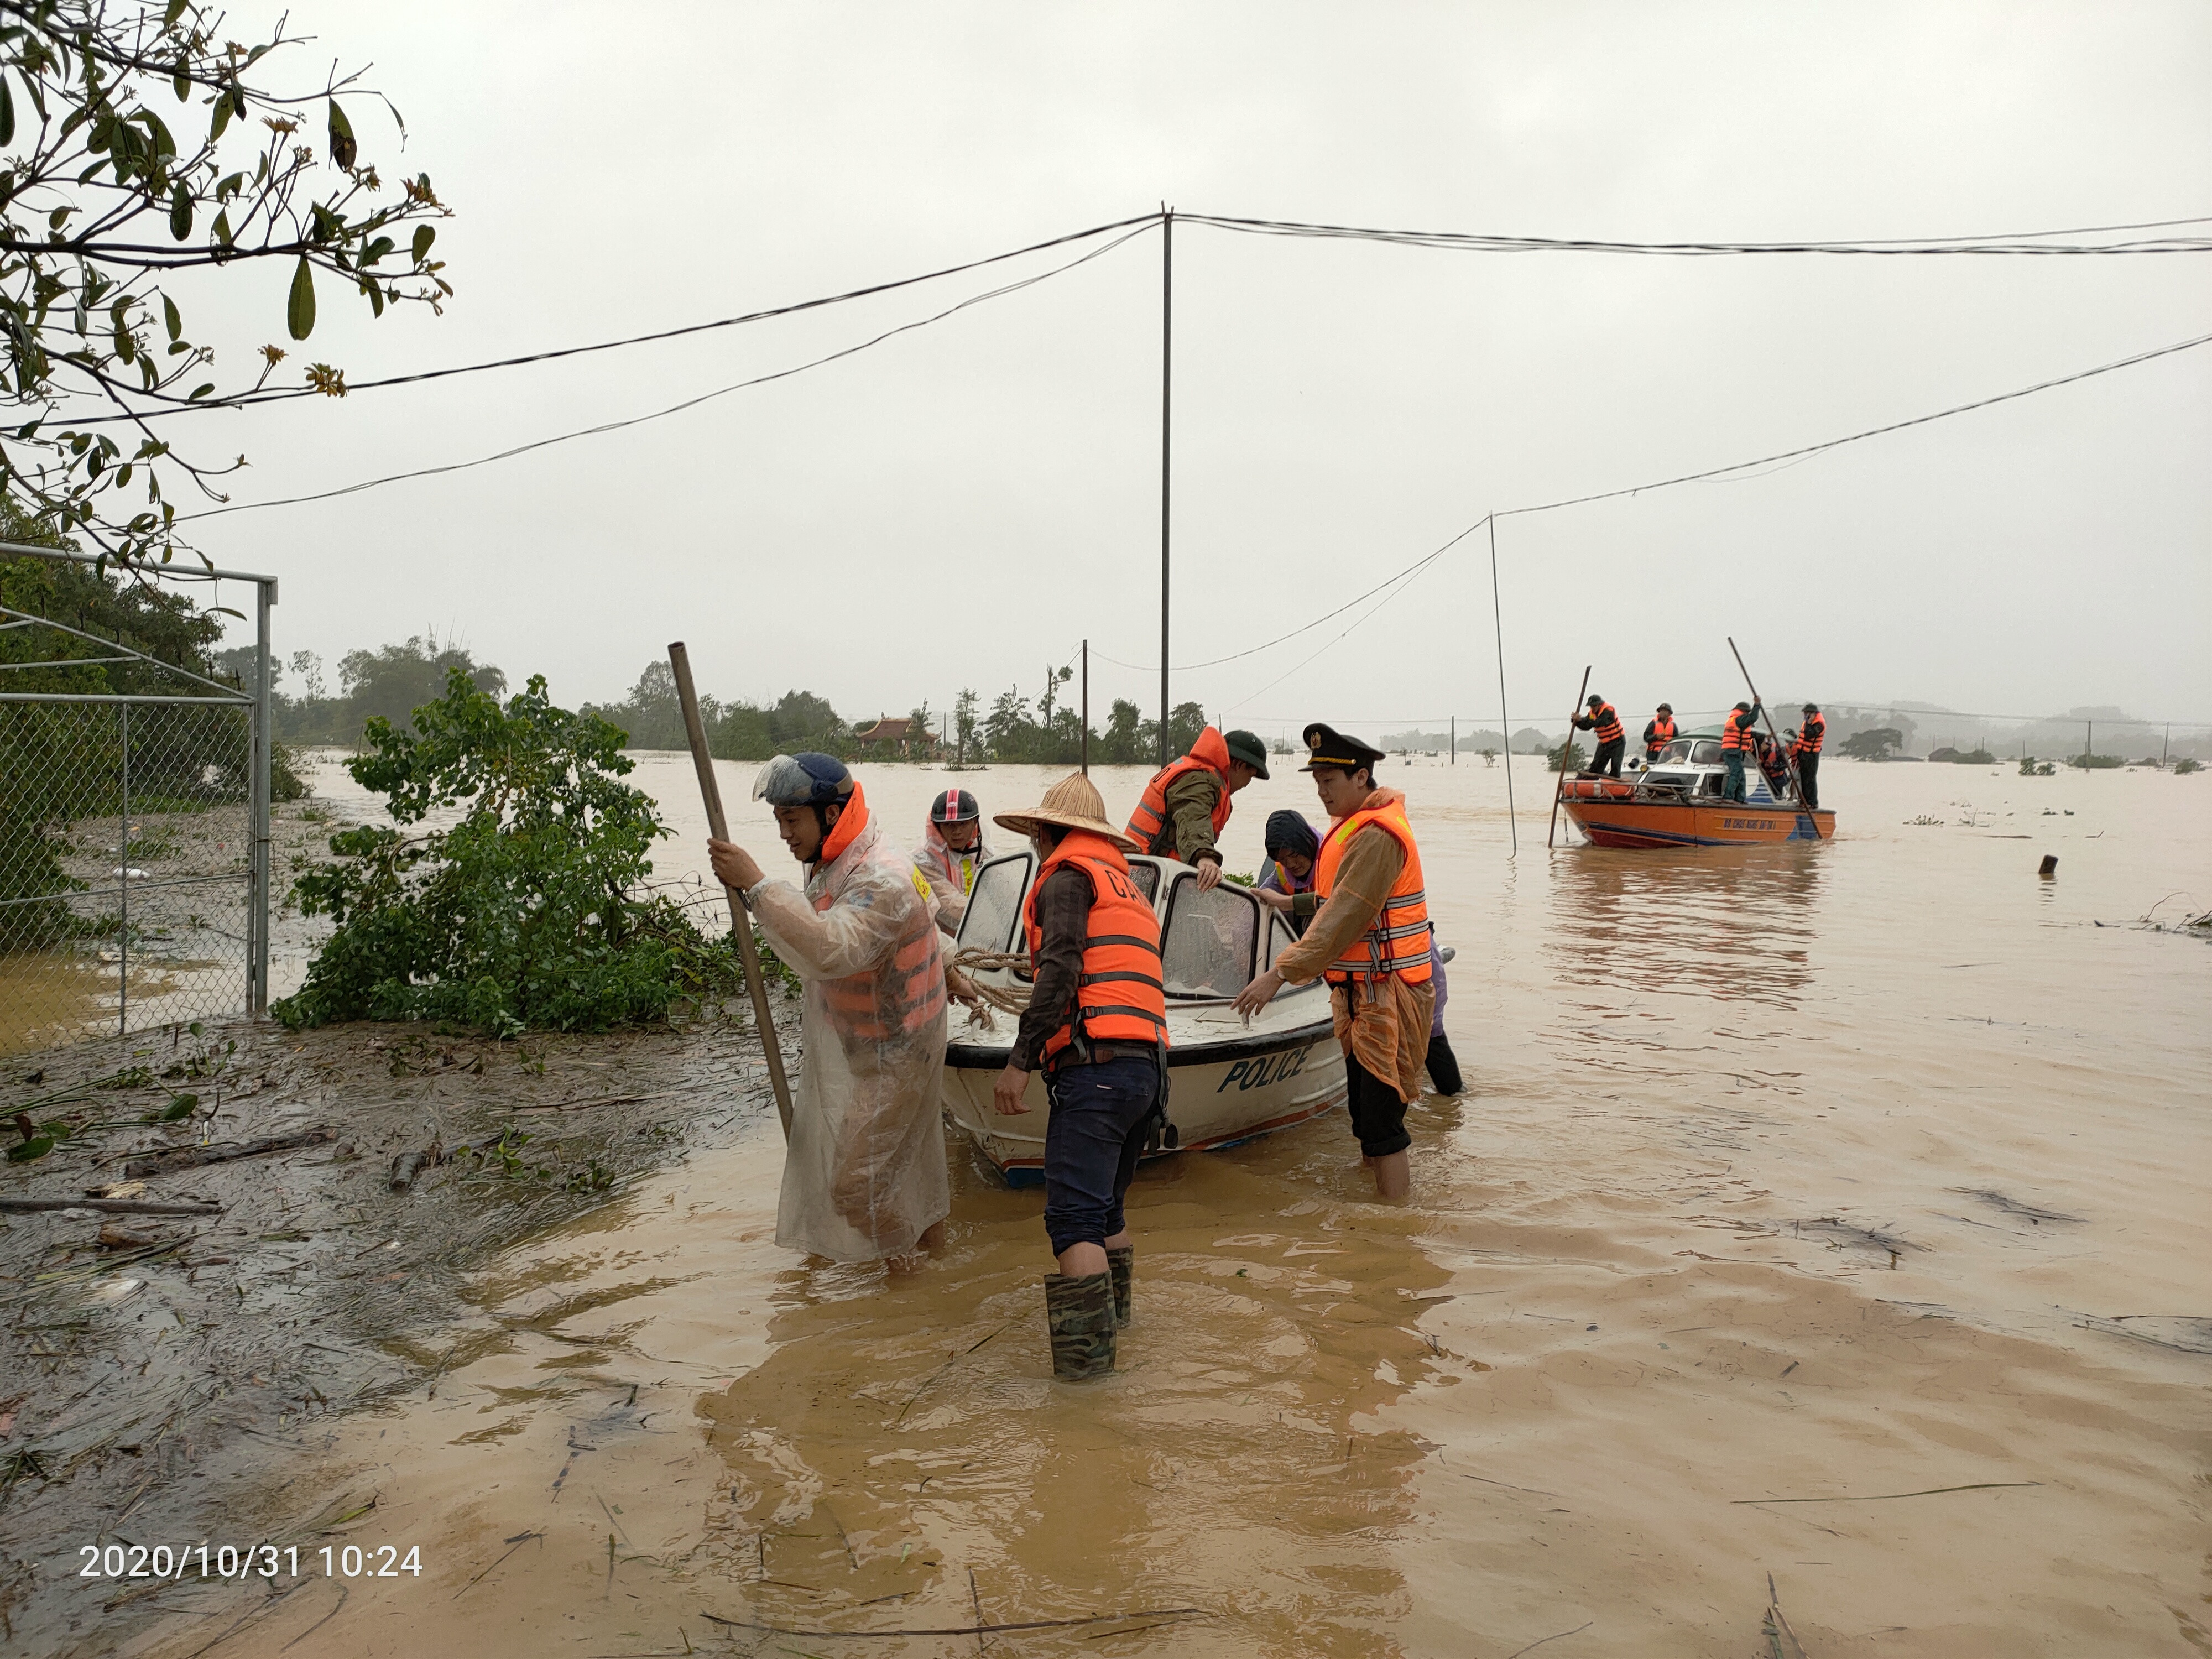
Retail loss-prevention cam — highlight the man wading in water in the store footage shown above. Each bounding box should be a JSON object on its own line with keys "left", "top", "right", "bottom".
{"left": 1233, "top": 725, "right": 1434, "bottom": 1199}
{"left": 990, "top": 774, "right": 1168, "bottom": 1380}
{"left": 708, "top": 753, "right": 950, "bottom": 1272}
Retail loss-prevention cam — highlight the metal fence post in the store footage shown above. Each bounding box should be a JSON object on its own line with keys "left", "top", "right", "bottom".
{"left": 118, "top": 702, "right": 129, "bottom": 1036}
{"left": 249, "top": 577, "right": 274, "bottom": 1013}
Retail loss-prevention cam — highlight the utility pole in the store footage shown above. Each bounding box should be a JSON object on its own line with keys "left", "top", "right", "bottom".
{"left": 1159, "top": 205, "right": 1173, "bottom": 768}
{"left": 1081, "top": 639, "right": 1090, "bottom": 776}
{"left": 1451, "top": 715, "right": 1456, "bottom": 765}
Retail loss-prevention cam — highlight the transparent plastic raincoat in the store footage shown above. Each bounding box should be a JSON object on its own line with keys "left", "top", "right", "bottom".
{"left": 747, "top": 781, "right": 951, "bottom": 1262}
{"left": 911, "top": 821, "right": 992, "bottom": 935}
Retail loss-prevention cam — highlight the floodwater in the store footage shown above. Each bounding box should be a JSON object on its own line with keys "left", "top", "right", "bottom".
{"left": 126, "top": 756, "right": 2210, "bottom": 1657}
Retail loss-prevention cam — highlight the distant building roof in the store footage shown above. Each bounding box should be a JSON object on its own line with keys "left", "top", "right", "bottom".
{"left": 853, "top": 717, "right": 913, "bottom": 744}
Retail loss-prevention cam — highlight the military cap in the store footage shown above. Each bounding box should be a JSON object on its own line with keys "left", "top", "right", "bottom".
{"left": 1300, "top": 722, "right": 1385, "bottom": 773}
{"left": 1223, "top": 728, "right": 1271, "bottom": 780}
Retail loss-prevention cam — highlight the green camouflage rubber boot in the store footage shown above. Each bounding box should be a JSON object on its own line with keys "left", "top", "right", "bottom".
{"left": 1044, "top": 1271, "right": 1117, "bottom": 1380}
{"left": 1106, "top": 1245, "right": 1134, "bottom": 1328}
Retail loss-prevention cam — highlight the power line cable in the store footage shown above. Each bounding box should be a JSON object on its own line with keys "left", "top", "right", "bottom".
{"left": 61, "top": 213, "right": 1165, "bottom": 426}
{"left": 1102, "top": 325, "right": 2212, "bottom": 679}
{"left": 1181, "top": 211, "right": 2212, "bottom": 256}
{"left": 176, "top": 223, "right": 1157, "bottom": 523}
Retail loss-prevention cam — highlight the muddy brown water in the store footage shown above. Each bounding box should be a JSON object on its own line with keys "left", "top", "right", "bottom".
{"left": 50, "top": 759, "right": 2212, "bottom": 1655}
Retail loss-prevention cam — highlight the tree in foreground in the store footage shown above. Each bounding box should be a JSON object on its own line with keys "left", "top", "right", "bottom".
{"left": 2, "top": 1, "right": 452, "bottom": 563}
{"left": 276, "top": 670, "right": 752, "bottom": 1034}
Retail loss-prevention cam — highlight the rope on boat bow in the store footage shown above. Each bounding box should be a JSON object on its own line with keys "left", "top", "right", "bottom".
{"left": 948, "top": 947, "right": 1033, "bottom": 1031}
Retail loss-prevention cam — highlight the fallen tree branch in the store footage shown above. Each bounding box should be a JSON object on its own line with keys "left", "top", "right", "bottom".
{"left": 0, "top": 1196, "right": 222, "bottom": 1217}
{"left": 126, "top": 1127, "right": 335, "bottom": 1178}
{"left": 697, "top": 1607, "right": 1206, "bottom": 1639}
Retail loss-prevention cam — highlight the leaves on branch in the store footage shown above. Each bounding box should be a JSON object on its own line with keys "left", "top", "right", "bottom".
{"left": 0, "top": 1, "right": 455, "bottom": 566}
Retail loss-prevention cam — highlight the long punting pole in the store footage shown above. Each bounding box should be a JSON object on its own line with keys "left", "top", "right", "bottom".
{"left": 1547, "top": 665, "right": 1591, "bottom": 850}
{"left": 1488, "top": 516, "right": 1517, "bottom": 856}
{"left": 667, "top": 641, "right": 796, "bottom": 1139}
{"left": 1727, "top": 634, "right": 1823, "bottom": 839}
{"left": 1159, "top": 206, "right": 1173, "bottom": 768}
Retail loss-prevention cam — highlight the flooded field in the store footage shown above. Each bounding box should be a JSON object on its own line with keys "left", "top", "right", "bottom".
{"left": 18, "top": 755, "right": 2210, "bottom": 1656}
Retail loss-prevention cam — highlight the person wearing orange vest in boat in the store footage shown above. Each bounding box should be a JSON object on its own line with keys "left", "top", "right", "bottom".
{"left": 912, "top": 787, "right": 991, "bottom": 936}
{"left": 708, "top": 753, "right": 950, "bottom": 1272}
{"left": 1788, "top": 704, "right": 1825, "bottom": 809}
{"left": 1643, "top": 703, "right": 1678, "bottom": 762}
{"left": 1721, "top": 700, "right": 1762, "bottom": 802}
{"left": 1124, "top": 724, "right": 1269, "bottom": 893}
{"left": 1233, "top": 725, "right": 1434, "bottom": 1201}
{"left": 989, "top": 774, "right": 1170, "bottom": 1381}
{"left": 1572, "top": 695, "right": 1626, "bottom": 779}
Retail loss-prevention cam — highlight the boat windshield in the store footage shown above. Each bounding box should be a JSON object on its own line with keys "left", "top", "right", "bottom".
{"left": 1160, "top": 874, "right": 1258, "bottom": 998}
{"left": 956, "top": 853, "right": 1032, "bottom": 956}
{"left": 1126, "top": 862, "right": 1160, "bottom": 904}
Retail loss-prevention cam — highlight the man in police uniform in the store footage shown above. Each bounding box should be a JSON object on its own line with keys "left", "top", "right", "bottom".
{"left": 1789, "top": 703, "right": 1826, "bottom": 808}
{"left": 1572, "top": 693, "right": 1626, "bottom": 779}
{"left": 1233, "top": 725, "right": 1435, "bottom": 1200}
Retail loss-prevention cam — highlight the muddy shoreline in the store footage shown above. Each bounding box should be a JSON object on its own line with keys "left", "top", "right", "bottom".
{"left": 0, "top": 1004, "right": 790, "bottom": 1655}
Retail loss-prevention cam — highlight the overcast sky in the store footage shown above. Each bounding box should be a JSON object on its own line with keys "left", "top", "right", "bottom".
{"left": 169, "top": 1, "right": 2210, "bottom": 736}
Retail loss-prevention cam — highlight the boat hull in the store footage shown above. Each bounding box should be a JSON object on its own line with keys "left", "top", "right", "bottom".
{"left": 1563, "top": 798, "right": 1835, "bottom": 848}
{"left": 941, "top": 1017, "right": 1348, "bottom": 1186}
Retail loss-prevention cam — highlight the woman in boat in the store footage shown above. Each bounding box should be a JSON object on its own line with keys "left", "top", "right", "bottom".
{"left": 1253, "top": 809, "right": 1322, "bottom": 935}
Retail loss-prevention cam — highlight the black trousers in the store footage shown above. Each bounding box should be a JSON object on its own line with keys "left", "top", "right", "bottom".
{"left": 1344, "top": 1049, "right": 1412, "bottom": 1158}
{"left": 1797, "top": 753, "right": 1820, "bottom": 809}
{"left": 1589, "top": 738, "right": 1625, "bottom": 778}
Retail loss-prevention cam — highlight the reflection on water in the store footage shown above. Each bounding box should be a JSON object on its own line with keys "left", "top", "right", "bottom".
{"left": 1544, "top": 847, "right": 1825, "bottom": 1008}
{"left": 695, "top": 1139, "right": 1457, "bottom": 1656}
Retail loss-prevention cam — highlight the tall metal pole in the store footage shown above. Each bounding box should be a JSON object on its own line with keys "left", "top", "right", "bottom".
{"left": 1159, "top": 206, "right": 1173, "bottom": 768}
{"left": 1081, "top": 639, "right": 1090, "bottom": 776}
{"left": 117, "top": 703, "right": 129, "bottom": 1036}
{"left": 1451, "top": 715, "right": 1456, "bottom": 765}
{"left": 668, "top": 642, "right": 795, "bottom": 1140}
{"left": 1488, "top": 516, "right": 1517, "bottom": 855}
{"left": 249, "top": 578, "right": 274, "bottom": 1014}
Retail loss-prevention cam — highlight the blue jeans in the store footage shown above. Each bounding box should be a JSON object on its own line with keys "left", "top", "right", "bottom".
{"left": 1042, "top": 1054, "right": 1161, "bottom": 1257}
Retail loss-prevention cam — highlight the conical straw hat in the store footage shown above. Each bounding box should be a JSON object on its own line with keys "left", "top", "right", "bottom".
{"left": 993, "top": 773, "right": 1141, "bottom": 854}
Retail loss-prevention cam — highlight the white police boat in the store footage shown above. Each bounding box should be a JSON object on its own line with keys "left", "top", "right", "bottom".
{"left": 938, "top": 851, "right": 1347, "bottom": 1185}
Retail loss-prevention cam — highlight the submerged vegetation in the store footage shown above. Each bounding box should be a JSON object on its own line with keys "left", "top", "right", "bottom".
{"left": 276, "top": 669, "right": 759, "bottom": 1034}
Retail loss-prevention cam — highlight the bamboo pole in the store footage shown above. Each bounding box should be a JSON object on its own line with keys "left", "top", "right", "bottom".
{"left": 668, "top": 642, "right": 795, "bottom": 1139}
{"left": 1546, "top": 665, "right": 1591, "bottom": 849}
{"left": 1726, "top": 635, "right": 1823, "bottom": 839}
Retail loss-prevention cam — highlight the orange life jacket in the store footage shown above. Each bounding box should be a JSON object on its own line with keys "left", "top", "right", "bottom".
{"left": 1313, "top": 794, "right": 1432, "bottom": 988}
{"left": 1723, "top": 709, "right": 1759, "bottom": 752}
{"left": 1646, "top": 713, "right": 1677, "bottom": 750}
{"left": 1022, "top": 831, "right": 1168, "bottom": 1068}
{"left": 809, "top": 786, "right": 946, "bottom": 1043}
{"left": 1588, "top": 702, "right": 1624, "bottom": 744}
{"left": 1793, "top": 714, "right": 1825, "bottom": 755}
{"left": 1125, "top": 725, "right": 1233, "bottom": 857}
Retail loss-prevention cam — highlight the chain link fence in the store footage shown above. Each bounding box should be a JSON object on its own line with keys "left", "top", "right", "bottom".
{"left": 2, "top": 545, "right": 273, "bottom": 1057}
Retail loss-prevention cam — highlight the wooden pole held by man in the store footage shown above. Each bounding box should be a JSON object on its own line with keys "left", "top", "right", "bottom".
{"left": 1547, "top": 665, "right": 1592, "bottom": 849}
{"left": 1727, "top": 635, "right": 1823, "bottom": 840}
{"left": 667, "top": 642, "right": 796, "bottom": 1137}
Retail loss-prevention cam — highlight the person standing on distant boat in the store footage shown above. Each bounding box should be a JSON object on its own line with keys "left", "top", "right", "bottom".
{"left": 1572, "top": 695, "right": 1626, "bottom": 779}
{"left": 1124, "top": 724, "right": 1270, "bottom": 892}
{"left": 1790, "top": 704, "right": 1825, "bottom": 808}
{"left": 990, "top": 774, "right": 1168, "bottom": 1381}
{"left": 1232, "top": 725, "right": 1434, "bottom": 1200}
{"left": 708, "top": 753, "right": 950, "bottom": 1273}
{"left": 1721, "top": 700, "right": 1762, "bottom": 802}
{"left": 913, "top": 787, "right": 990, "bottom": 936}
{"left": 1643, "top": 703, "right": 1678, "bottom": 762}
